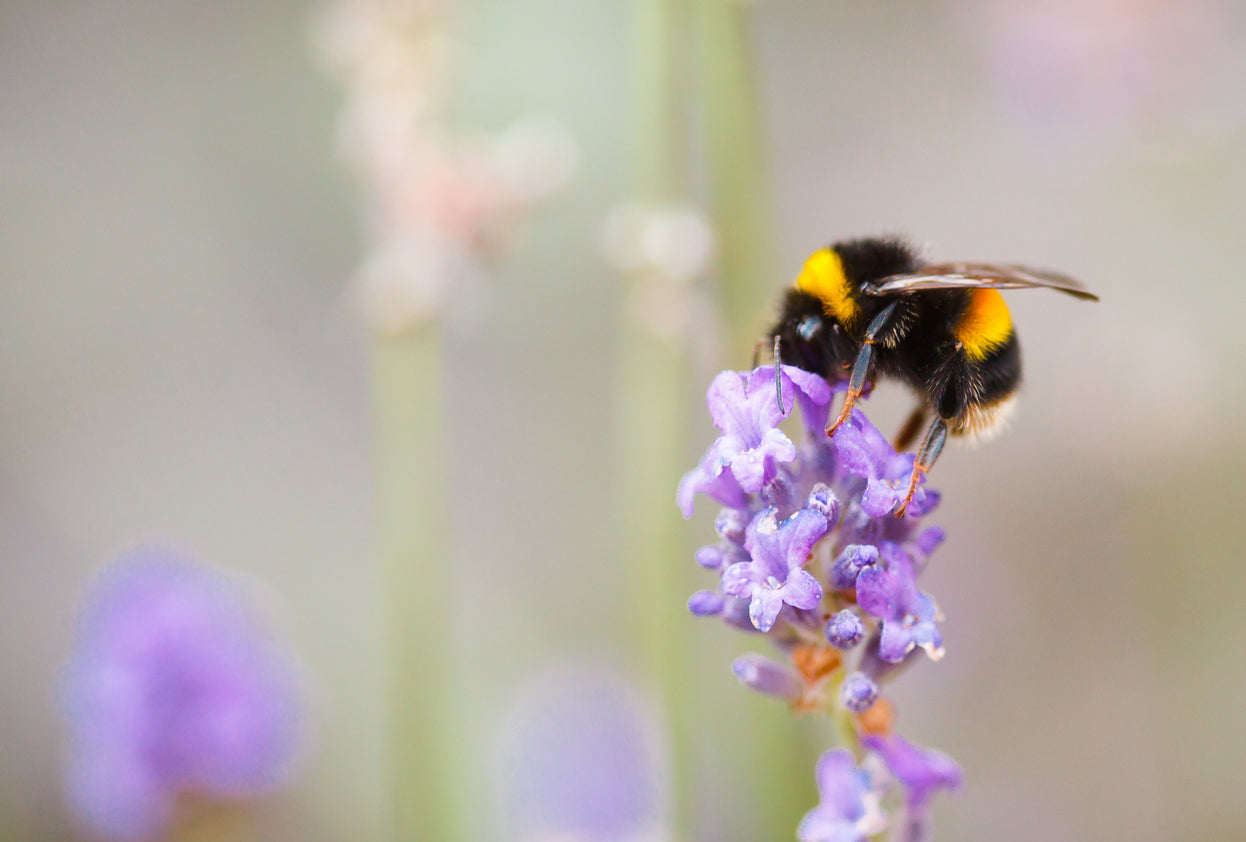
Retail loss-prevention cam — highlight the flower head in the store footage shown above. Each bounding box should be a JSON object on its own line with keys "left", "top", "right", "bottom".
{"left": 680, "top": 364, "right": 961, "bottom": 840}
{"left": 61, "top": 549, "right": 302, "bottom": 839}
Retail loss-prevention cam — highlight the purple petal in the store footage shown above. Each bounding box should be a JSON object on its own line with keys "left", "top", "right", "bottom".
{"left": 694, "top": 545, "right": 725, "bottom": 570}
{"left": 811, "top": 748, "right": 871, "bottom": 824}
{"left": 676, "top": 460, "right": 748, "bottom": 518}
{"left": 780, "top": 568, "right": 823, "bottom": 611}
{"left": 687, "top": 591, "right": 724, "bottom": 616}
{"left": 720, "top": 562, "right": 760, "bottom": 599}
{"left": 748, "top": 588, "right": 787, "bottom": 633}
{"left": 860, "top": 477, "right": 903, "bottom": 518}
{"left": 705, "top": 370, "right": 754, "bottom": 434}
{"left": 777, "top": 508, "right": 830, "bottom": 567}
{"left": 732, "top": 654, "right": 803, "bottom": 701}
{"left": 730, "top": 427, "right": 797, "bottom": 492}
{"left": 863, "top": 733, "right": 962, "bottom": 809}
{"left": 745, "top": 508, "right": 828, "bottom": 582}
{"left": 912, "top": 526, "right": 946, "bottom": 559}
{"left": 798, "top": 808, "right": 868, "bottom": 842}
{"left": 877, "top": 621, "right": 919, "bottom": 663}
{"left": 830, "top": 544, "right": 879, "bottom": 590}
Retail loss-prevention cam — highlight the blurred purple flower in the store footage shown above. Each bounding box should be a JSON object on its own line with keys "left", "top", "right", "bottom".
{"left": 954, "top": 0, "right": 1246, "bottom": 156}
{"left": 495, "top": 668, "right": 666, "bottom": 841}
{"left": 797, "top": 749, "right": 887, "bottom": 842}
{"left": 864, "top": 733, "right": 962, "bottom": 842}
{"left": 61, "top": 549, "right": 302, "bottom": 840}
{"left": 863, "top": 733, "right": 962, "bottom": 811}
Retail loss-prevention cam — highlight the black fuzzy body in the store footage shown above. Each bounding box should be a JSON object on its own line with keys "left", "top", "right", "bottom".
{"left": 768, "top": 237, "right": 1024, "bottom": 434}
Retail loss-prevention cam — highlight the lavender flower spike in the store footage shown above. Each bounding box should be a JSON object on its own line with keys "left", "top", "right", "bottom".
{"left": 721, "top": 508, "right": 826, "bottom": 633}
{"left": 798, "top": 749, "right": 887, "bottom": 842}
{"left": 680, "top": 364, "right": 961, "bottom": 839}
{"left": 61, "top": 549, "right": 302, "bottom": 839}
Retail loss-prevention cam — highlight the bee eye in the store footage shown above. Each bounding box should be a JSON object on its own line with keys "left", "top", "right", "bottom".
{"left": 797, "top": 316, "right": 821, "bottom": 341}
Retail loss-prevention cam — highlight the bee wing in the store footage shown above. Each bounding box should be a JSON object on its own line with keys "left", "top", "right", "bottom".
{"left": 868, "top": 262, "right": 1099, "bottom": 301}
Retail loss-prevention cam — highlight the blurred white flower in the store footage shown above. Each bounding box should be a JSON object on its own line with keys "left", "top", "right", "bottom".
{"left": 315, "top": 0, "right": 578, "bottom": 332}
{"left": 602, "top": 203, "right": 716, "bottom": 283}
{"left": 602, "top": 203, "right": 718, "bottom": 339}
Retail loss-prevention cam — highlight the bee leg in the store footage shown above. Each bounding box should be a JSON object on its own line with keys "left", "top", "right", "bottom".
{"left": 773, "top": 335, "right": 786, "bottom": 414}
{"left": 892, "top": 404, "right": 928, "bottom": 452}
{"left": 895, "top": 417, "right": 948, "bottom": 518}
{"left": 827, "top": 301, "right": 899, "bottom": 437}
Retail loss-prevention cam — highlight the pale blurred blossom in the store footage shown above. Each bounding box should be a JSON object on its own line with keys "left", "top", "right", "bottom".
{"left": 315, "top": 0, "right": 577, "bottom": 332}
{"left": 602, "top": 203, "right": 717, "bottom": 338}
{"left": 954, "top": 0, "right": 1246, "bottom": 156}
{"left": 494, "top": 668, "right": 670, "bottom": 842}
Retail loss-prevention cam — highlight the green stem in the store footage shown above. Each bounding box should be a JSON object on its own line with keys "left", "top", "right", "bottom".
{"left": 692, "top": 1, "right": 817, "bottom": 834}
{"left": 618, "top": 315, "right": 693, "bottom": 838}
{"left": 622, "top": 0, "right": 695, "bottom": 838}
{"left": 373, "top": 326, "right": 465, "bottom": 842}
{"left": 692, "top": 0, "right": 776, "bottom": 354}
{"left": 634, "top": 0, "right": 686, "bottom": 200}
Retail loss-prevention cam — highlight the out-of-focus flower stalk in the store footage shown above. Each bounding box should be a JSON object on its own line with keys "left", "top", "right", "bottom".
{"left": 316, "top": 3, "right": 573, "bottom": 839}
{"left": 693, "top": 0, "right": 776, "bottom": 352}
{"left": 691, "top": 1, "right": 815, "bottom": 833}
{"left": 371, "top": 326, "right": 464, "bottom": 842}
{"left": 617, "top": 0, "right": 696, "bottom": 836}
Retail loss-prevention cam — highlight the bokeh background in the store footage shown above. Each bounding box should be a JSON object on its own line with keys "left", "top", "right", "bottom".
{"left": 3, "top": 1, "right": 1246, "bottom": 840}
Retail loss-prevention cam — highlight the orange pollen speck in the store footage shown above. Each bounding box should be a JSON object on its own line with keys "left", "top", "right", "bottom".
{"left": 792, "top": 644, "right": 842, "bottom": 685}
{"left": 854, "top": 696, "right": 896, "bottom": 736}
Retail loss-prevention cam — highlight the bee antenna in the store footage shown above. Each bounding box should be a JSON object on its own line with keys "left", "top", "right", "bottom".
{"left": 773, "top": 335, "right": 786, "bottom": 414}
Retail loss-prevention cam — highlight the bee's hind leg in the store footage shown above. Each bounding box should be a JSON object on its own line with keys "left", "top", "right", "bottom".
{"left": 895, "top": 416, "right": 948, "bottom": 518}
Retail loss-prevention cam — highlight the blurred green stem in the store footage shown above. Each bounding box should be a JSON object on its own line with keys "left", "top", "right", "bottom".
{"left": 693, "top": 0, "right": 775, "bottom": 353}
{"left": 692, "top": 0, "right": 817, "bottom": 833}
{"left": 373, "top": 326, "right": 464, "bottom": 842}
{"left": 623, "top": 0, "right": 695, "bottom": 839}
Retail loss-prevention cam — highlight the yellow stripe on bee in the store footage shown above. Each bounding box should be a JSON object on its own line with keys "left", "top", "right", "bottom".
{"left": 795, "top": 248, "right": 860, "bottom": 328}
{"left": 954, "top": 289, "right": 1013, "bottom": 362}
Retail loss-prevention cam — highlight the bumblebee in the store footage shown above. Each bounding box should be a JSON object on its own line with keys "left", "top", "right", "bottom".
{"left": 767, "top": 236, "right": 1098, "bottom": 517}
